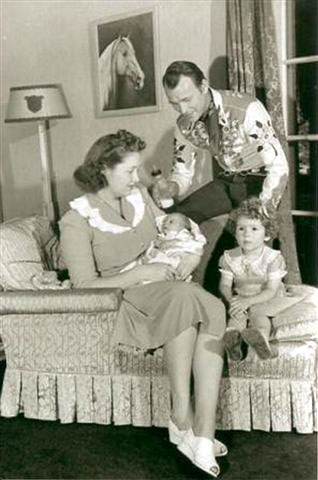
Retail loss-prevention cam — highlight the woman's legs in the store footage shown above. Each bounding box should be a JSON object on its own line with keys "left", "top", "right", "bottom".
{"left": 163, "top": 326, "right": 197, "bottom": 430}
{"left": 164, "top": 327, "right": 224, "bottom": 440}
{"left": 192, "top": 333, "right": 224, "bottom": 439}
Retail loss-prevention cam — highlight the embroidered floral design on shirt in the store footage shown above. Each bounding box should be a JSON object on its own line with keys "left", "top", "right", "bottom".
{"left": 173, "top": 138, "right": 186, "bottom": 163}
{"left": 177, "top": 117, "right": 210, "bottom": 150}
{"left": 249, "top": 119, "right": 278, "bottom": 159}
{"left": 218, "top": 110, "right": 247, "bottom": 170}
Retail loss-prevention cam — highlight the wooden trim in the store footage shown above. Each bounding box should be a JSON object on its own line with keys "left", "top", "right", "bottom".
{"left": 287, "top": 134, "right": 318, "bottom": 142}
{"left": 292, "top": 210, "right": 318, "bottom": 217}
{"left": 284, "top": 55, "right": 318, "bottom": 65}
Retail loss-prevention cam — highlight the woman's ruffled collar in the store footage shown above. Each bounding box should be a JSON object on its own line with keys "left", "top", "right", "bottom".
{"left": 69, "top": 188, "right": 145, "bottom": 234}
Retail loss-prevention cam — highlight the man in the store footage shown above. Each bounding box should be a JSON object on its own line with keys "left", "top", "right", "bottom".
{"left": 152, "top": 61, "right": 289, "bottom": 223}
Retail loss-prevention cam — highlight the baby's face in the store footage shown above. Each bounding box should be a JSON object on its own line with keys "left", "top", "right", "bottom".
{"left": 162, "top": 213, "right": 189, "bottom": 234}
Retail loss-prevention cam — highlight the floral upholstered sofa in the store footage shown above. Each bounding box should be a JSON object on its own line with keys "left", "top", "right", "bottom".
{"left": 0, "top": 215, "right": 317, "bottom": 433}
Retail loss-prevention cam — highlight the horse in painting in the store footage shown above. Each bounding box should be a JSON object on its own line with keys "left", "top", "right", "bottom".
{"left": 99, "top": 36, "right": 145, "bottom": 110}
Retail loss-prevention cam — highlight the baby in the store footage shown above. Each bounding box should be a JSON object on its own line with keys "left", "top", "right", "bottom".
{"left": 144, "top": 213, "right": 206, "bottom": 281}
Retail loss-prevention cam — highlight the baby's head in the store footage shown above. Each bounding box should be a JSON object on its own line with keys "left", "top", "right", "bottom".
{"left": 229, "top": 197, "right": 278, "bottom": 242}
{"left": 161, "top": 213, "right": 191, "bottom": 235}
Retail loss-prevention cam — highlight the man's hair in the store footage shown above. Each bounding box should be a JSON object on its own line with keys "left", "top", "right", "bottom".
{"left": 74, "top": 130, "right": 145, "bottom": 193}
{"left": 162, "top": 61, "right": 206, "bottom": 89}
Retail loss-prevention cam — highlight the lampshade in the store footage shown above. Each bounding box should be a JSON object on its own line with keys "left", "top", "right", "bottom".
{"left": 5, "top": 84, "right": 72, "bottom": 122}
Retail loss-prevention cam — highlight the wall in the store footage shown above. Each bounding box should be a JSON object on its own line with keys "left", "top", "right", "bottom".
{"left": 1, "top": 0, "right": 227, "bottom": 220}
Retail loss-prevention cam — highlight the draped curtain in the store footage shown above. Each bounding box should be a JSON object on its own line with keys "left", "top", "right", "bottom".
{"left": 226, "top": 0, "right": 301, "bottom": 284}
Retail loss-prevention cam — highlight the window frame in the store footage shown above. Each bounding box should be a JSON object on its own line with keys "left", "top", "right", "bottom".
{"left": 280, "top": 0, "right": 318, "bottom": 217}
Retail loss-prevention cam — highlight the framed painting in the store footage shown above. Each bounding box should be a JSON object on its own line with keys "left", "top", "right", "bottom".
{"left": 90, "top": 6, "right": 160, "bottom": 118}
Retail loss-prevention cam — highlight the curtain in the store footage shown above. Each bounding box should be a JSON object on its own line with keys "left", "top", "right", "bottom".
{"left": 226, "top": 0, "right": 301, "bottom": 284}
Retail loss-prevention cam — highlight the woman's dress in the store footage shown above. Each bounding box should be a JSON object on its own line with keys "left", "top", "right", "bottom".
{"left": 59, "top": 187, "right": 225, "bottom": 349}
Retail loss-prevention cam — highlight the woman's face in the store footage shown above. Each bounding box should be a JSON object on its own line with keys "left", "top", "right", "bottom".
{"left": 103, "top": 152, "right": 142, "bottom": 197}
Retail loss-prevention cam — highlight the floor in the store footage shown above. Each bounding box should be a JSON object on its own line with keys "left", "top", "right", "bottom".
{"left": 0, "top": 412, "right": 316, "bottom": 479}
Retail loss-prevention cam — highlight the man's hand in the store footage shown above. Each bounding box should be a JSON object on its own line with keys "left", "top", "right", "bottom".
{"left": 152, "top": 180, "right": 179, "bottom": 208}
{"left": 260, "top": 198, "right": 277, "bottom": 218}
{"left": 176, "top": 253, "right": 201, "bottom": 280}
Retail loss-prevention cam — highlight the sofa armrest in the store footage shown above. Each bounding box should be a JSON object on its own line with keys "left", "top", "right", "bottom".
{"left": 0, "top": 288, "right": 122, "bottom": 315}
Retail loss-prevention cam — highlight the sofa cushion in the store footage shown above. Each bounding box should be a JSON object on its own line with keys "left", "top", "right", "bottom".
{"left": 0, "top": 215, "right": 59, "bottom": 291}
{"left": 271, "top": 285, "right": 318, "bottom": 341}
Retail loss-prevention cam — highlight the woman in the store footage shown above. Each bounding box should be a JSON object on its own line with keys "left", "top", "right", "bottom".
{"left": 59, "top": 130, "right": 226, "bottom": 477}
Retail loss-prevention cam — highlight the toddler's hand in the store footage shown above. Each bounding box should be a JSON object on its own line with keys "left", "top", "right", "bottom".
{"left": 229, "top": 296, "right": 251, "bottom": 317}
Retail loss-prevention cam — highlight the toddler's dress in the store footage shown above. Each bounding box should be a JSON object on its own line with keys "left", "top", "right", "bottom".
{"left": 219, "top": 245, "right": 302, "bottom": 317}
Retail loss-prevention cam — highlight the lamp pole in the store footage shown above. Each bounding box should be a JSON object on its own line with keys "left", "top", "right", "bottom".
{"left": 5, "top": 84, "right": 71, "bottom": 224}
{"left": 38, "top": 120, "right": 55, "bottom": 223}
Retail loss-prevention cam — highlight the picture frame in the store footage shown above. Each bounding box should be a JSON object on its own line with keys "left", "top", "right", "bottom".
{"left": 90, "top": 6, "right": 160, "bottom": 118}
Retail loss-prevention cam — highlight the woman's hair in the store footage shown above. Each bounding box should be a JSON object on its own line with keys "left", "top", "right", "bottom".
{"left": 74, "top": 129, "right": 146, "bottom": 193}
{"left": 228, "top": 197, "right": 279, "bottom": 240}
{"left": 162, "top": 61, "right": 206, "bottom": 89}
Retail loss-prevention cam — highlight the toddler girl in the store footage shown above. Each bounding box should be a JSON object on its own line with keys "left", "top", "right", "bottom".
{"left": 219, "top": 197, "right": 300, "bottom": 361}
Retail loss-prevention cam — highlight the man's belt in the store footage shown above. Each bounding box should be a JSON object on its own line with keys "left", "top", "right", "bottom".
{"left": 218, "top": 167, "right": 266, "bottom": 177}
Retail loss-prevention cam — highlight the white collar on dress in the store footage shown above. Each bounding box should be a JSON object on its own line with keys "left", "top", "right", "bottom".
{"left": 69, "top": 187, "right": 145, "bottom": 234}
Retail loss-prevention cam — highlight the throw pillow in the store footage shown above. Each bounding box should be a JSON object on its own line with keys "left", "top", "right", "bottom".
{"left": 0, "top": 215, "right": 58, "bottom": 290}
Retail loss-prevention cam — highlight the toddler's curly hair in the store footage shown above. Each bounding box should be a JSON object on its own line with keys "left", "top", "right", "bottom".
{"left": 74, "top": 129, "right": 146, "bottom": 193}
{"left": 228, "top": 197, "right": 279, "bottom": 240}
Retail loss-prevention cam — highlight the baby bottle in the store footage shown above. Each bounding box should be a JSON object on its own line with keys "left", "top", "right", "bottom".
{"left": 151, "top": 167, "right": 174, "bottom": 209}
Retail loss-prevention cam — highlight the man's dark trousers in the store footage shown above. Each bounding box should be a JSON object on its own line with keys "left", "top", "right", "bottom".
{"left": 165, "top": 173, "right": 265, "bottom": 224}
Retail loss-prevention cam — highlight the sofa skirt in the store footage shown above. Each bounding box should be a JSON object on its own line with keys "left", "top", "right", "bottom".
{"left": 1, "top": 366, "right": 316, "bottom": 434}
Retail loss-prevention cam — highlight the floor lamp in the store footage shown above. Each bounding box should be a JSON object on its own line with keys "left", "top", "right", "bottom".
{"left": 5, "top": 84, "right": 72, "bottom": 223}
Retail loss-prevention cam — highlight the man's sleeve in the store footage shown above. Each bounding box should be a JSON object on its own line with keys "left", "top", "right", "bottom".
{"left": 167, "top": 126, "right": 196, "bottom": 197}
{"left": 245, "top": 100, "right": 289, "bottom": 209}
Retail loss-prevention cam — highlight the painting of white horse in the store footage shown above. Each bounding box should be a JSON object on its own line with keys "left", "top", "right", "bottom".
{"left": 92, "top": 7, "right": 159, "bottom": 117}
{"left": 99, "top": 36, "right": 145, "bottom": 110}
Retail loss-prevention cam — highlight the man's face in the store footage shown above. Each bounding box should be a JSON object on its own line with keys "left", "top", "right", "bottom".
{"left": 164, "top": 75, "right": 209, "bottom": 124}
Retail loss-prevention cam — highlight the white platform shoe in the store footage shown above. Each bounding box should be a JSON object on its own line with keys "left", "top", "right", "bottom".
{"left": 178, "top": 429, "right": 220, "bottom": 477}
{"left": 168, "top": 419, "right": 228, "bottom": 457}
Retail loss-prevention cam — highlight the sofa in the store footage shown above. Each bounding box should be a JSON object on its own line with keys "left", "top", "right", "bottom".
{"left": 0, "top": 215, "right": 317, "bottom": 433}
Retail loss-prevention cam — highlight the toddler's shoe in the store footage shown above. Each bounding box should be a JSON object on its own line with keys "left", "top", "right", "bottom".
{"left": 241, "top": 327, "right": 274, "bottom": 360}
{"left": 223, "top": 328, "right": 243, "bottom": 361}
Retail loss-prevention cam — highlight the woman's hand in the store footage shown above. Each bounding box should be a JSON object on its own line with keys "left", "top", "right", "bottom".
{"left": 176, "top": 253, "right": 201, "bottom": 280}
{"left": 135, "top": 263, "right": 176, "bottom": 283}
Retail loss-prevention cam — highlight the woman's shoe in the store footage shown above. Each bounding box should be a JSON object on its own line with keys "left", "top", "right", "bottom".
{"left": 168, "top": 419, "right": 228, "bottom": 457}
{"left": 168, "top": 419, "right": 187, "bottom": 445}
{"left": 214, "top": 438, "right": 228, "bottom": 457}
{"left": 241, "top": 327, "right": 273, "bottom": 360}
{"left": 178, "top": 429, "right": 220, "bottom": 478}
